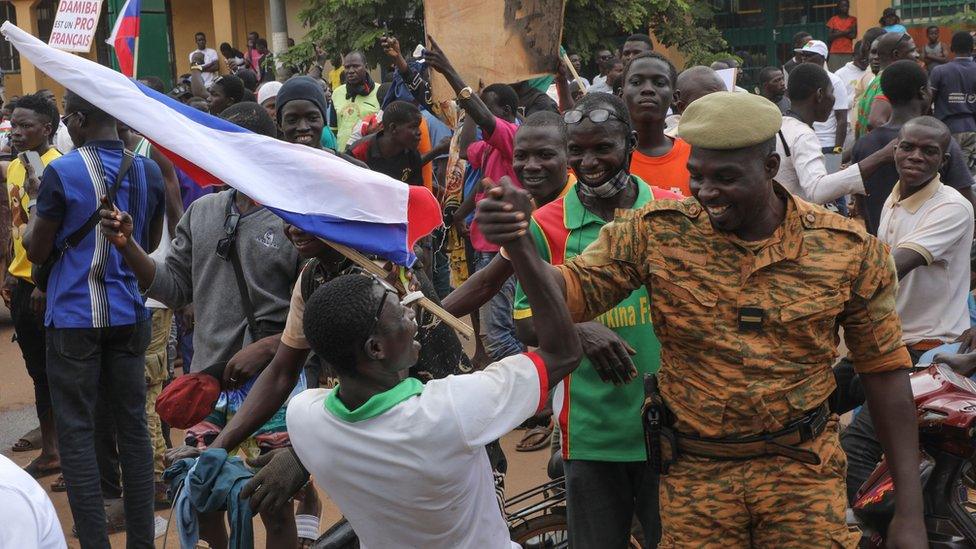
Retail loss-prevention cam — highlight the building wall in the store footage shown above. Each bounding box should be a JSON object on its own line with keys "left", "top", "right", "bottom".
{"left": 170, "top": 0, "right": 214, "bottom": 77}
{"left": 284, "top": 0, "right": 307, "bottom": 42}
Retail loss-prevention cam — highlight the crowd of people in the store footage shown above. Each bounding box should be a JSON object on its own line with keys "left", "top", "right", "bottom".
{"left": 2, "top": 7, "right": 976, "bottom": 548}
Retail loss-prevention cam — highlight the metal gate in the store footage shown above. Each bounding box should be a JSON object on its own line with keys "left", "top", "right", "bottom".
{"left": 712, "top": 0, "right": 840, "bottom": 88}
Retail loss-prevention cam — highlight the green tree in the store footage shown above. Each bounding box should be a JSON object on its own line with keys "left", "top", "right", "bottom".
{"left": 564, "top": 0, "right": 728, "bottom": 64}
{"left": 279, "top": 0, "right": 729, "bottom": 69}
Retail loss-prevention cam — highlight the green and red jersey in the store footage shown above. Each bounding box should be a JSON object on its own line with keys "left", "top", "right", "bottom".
{"left": 514, "top": 176, "right": 679, "bottom": 461}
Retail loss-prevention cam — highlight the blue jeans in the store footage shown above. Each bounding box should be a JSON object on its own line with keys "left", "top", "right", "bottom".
{"left": 473, "top": 251, "right": 524, "bottom": 361}
{"left": 47, "top": 321, "right": 154, "bottom": 549}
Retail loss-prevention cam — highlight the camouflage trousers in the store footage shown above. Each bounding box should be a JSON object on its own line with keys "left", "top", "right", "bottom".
{"left": 658, "top": 419, "right": 859, "bottom": 548}
{"left": 145, "top": 308, "right": 173, "bottom": 479}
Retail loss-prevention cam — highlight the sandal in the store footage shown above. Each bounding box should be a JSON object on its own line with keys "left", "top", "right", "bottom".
{"left": 515, "top": 420, "right": 553, "bottom": 452}
{"left": 50, "top": 474, "right": 67, "bottom": 492}
{"left": 11, "top": 427, "right": 42, "bottom": 452}
{"left": 23, "top": 458, "right": 61, "bottom": 479}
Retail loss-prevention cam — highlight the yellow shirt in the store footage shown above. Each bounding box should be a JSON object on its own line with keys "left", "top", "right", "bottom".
{"left": 8, "top": 148, "right": 61, "bottom": 282}
{"left": 327, "top": 67, "right": 345, "bottom": 93}
{"left": 333, "top": 84, "right": 380, "bottom": 150}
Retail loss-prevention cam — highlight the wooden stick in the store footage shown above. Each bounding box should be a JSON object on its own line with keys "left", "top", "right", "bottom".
{"left": 560, "top": 49, "right": 588, "bottom": 92}
{"left": 320, "top": 238, "right": 475, "bottom": 341}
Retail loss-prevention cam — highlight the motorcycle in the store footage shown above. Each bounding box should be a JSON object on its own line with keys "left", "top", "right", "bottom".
{"left": 850, "top": 363, "right": 976, "bottom": 547}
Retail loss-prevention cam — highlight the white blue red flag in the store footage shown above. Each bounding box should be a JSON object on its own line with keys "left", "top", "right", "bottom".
{"left": 1, "top": 22, "right": 441, "bottom": 265}
{"left": 106, "top": 0, "right": 141, "bottom": 77}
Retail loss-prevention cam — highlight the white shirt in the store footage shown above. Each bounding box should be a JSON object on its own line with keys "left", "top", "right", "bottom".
{"left": 0, "top": 455, "right": 66, "bottom": 549}
{"left": 189, "top": 48, "right": 219, "bottom": 88}
{"left": 287, "top": 353, "right": 548, "bottom": 549}
{"left": 833, "top": 62, "right": 866, "bottom": 109}
{"left": 813, "top": 70, "right": 850, "bottom": 149}
{"left": 589, "top": 74, "right": 612, "bottom": 94}
{"left": 774, "top": 116, "right": 863, "bottom": 203}
{"left": 878, "top": 176, "right": 974, "bottom": 344}
{"left": 53, "top": 122, "right": 73, "bottom": 154}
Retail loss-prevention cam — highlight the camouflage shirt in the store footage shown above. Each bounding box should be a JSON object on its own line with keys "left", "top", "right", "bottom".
{"left": 558, "top": 187, "right": 911, "bottom": 438}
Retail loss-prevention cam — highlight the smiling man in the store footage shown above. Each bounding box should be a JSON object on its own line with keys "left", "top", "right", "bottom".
{"left": 512, "top": 92, "right": 678, "bottom": 549}
{"left": 474, "top": 91, "right": 926, "bottom": 547}
{"left": 442, "top": 111, "right": 576, "bottom": 319}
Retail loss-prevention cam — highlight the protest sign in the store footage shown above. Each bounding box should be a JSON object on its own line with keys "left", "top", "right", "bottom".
{"left": 49, "top": 0, "right": 103, "bottom": 53}
{"left": 424, "top": 0, "right": 565, "bottom": 105}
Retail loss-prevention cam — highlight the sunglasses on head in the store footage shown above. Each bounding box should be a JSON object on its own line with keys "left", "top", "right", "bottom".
{"left": 563, "top": 108, "right": 626, "bottom": 125}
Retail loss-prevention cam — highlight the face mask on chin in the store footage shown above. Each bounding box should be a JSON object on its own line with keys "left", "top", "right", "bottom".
{"left": 577, "top": 168, "right": 630, "bottom": 199}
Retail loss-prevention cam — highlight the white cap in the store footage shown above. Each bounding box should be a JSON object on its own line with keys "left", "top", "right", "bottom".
{"left": 256, "top": 81, "right": 283, "bottom": 106}
{"left": 794, "top": 39, "right": 829, "bottom": 60}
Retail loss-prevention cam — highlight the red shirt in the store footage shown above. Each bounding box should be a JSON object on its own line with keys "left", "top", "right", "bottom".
{"left": 466, "top": 117, "right": 520, "bottom": 252}
{"left": 827, "top": 15, "right": 857, "bottom": 54}
{"left": 628, "top": 137, "right": 692, "bottom": 198}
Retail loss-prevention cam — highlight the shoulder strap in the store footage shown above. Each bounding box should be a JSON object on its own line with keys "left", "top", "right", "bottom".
{"left": 225, "top": 192, "right": 260, "bottom": 337}
{"left": 64, "top": 150, "right": 134, "bottom": 249}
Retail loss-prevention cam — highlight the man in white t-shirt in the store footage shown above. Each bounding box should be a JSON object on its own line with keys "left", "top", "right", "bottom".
{"left": 286, "top": 184, "right": 582, "bottom": 549}
{"left": 0, "top": 454, "right": 66, "bottom": 548}
{"left": 189, "top": 32, "right": 219, "bottom": 88}
{"left": 795, "top": 40, "right": 849, "bottom": 173}
{"left": 879, "top": 116, "right": 974, "bottom": 351}
{"left": 775, "top": 63, "right": 894, "bottom": 205}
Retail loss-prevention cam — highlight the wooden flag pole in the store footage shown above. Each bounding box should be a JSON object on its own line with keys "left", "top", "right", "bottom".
{"left": 559, "top": 47, "right": 588, "bottom": 92}
{"left": 320, "top": 238, "right": 475, "bottom": 341}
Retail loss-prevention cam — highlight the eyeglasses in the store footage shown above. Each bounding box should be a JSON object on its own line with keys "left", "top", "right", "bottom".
{"left": 215, "top": 211, "right": 241, "bottom": 260}
{"left": 563, "top": 108, "right": 626, "bottom": 126}
{"left": 360, "top": 275, "right": 425, "bottom": 346}
{"left": 62, "top": 111, "right": 83, "bottom": 124}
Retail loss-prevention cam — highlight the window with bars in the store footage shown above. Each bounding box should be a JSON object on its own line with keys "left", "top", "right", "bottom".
{"left": 0, "top": 2, "right": 19, "bottom": 73}
{"left": 711, "top": 1, "right": 842, "bottom": 29}
{"left": 895, "top": 1, "right": 974, "bottom": 24}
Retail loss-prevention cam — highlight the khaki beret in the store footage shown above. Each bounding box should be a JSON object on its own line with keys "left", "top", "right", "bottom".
{"left": 678, "top": 91, "right": 782, "bottom": 150}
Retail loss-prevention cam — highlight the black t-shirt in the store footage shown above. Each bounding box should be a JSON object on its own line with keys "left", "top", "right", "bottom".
{"left": 350, "top": 132, "right": 424, "bottom": 187}
{"left": 851, "top": 124, "right": 974, "bottom": 235}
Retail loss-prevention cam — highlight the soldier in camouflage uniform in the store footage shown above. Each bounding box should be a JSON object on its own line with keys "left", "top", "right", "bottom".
{"left": 476, "top": 92, "right": 926, "bottom": 548}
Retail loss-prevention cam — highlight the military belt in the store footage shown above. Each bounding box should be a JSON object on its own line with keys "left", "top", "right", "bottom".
{"left": 675, "top": 403, "right": 829, "bottom": 465}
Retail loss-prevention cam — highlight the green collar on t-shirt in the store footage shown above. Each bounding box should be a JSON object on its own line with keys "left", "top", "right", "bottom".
{"left": 324, "top": 377, "right": 424, "bottom": 422}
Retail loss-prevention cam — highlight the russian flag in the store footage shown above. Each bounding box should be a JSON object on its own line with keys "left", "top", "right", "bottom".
{"left": 106, "top": 0, "right": 141, "bottom": 77}
{"left": 1, "top": 22, "right": 441, "bottom": 265}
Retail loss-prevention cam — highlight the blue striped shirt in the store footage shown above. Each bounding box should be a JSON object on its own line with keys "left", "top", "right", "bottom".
{"left": 35, "top": 140, "right": 165, "bottom": 328}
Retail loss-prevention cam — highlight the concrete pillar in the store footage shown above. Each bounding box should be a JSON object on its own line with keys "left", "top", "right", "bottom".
{"left": 12, "top": 0, "right": 42, "bottom": 94}
{"left": 211, "top": 0, "right": 237, "bottom": 60}
{"left": 268, "top": 0, "right": 288, "bottom": 80}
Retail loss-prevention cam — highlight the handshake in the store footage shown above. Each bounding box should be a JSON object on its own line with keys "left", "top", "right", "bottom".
{"left": 474, "top": 176, "right": 536, "bottom": 247}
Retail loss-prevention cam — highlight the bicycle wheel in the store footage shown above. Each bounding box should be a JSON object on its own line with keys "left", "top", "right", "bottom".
{"left": 510, "top": 513, "right": 569, "bottom": 549}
